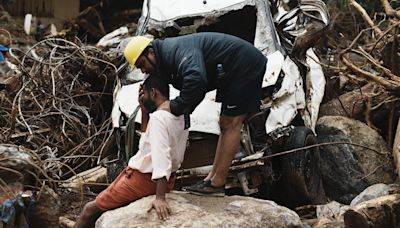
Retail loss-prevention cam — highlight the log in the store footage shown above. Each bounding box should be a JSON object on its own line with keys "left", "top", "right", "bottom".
{"left": 319, "top": 83, "right": 374, "bottom": 117}
{"left": 60, "top": 166, "right": 107, "bottom": 190}
{"left": 393, "top": 117, "right": 400, "bottom": 178}
{"left": 344, "top": 194, "right": 400, "bottom": 227}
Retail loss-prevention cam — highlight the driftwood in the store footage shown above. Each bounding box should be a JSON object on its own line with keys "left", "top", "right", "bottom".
{"left": 319, "top": 83, "right": 375, "bottom": 117}
{"left": 60, "top": 166, "right": 107, "bottom": 190}
{"left": 344, "top": 194, "right": 400, "bottom": 227}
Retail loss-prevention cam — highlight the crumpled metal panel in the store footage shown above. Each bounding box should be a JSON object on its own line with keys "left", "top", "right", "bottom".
{"left": 300, "top": 48, "right": 326, "bottom": 133}
{"left": 264, "top": 51, "right": 325, "bottom": 134}
{"left": 265, "top": 56, "right": 306, "bottom": 133}
{"left": 267, "top": 0, "right": 329, "bottom": 133}
{"left": 274, "top": 0, "right": 330, "bottom": 54}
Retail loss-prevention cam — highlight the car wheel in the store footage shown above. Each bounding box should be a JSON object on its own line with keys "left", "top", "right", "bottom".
{"left": 276, "top": 126, "right": 323, "bottom": 207}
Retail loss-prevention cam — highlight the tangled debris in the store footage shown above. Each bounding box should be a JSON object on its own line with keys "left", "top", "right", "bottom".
{"left": 0, "top": 38, "right": 117, "bottom": 180}
{"left": 320, "top": 0, "right": 400, "bottom": 145}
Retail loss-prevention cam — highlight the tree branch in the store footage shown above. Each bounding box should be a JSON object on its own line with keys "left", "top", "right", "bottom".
{"left": 349, "top": 0, "right": 384, "bottom": 38}
{"left": 380, "top": 0, "right": 400, "bottom": 19}
{"left": 341, "top": 54, "right": 400, "bottom": 92}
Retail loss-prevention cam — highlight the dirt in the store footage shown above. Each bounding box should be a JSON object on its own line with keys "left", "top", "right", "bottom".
{"left": 57, "top": 189, "right": 96, "bottom": 223}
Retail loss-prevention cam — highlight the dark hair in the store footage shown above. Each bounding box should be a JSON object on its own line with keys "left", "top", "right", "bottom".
{"left": 142, "top": 45, "right": 152, "bottom": 55}
{"left": 143, "top": 74, "right": 169, "bottom": 98}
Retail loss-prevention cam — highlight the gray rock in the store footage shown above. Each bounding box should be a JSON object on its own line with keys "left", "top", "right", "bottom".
{"left": 316, "top": 201, "right": 349, "bottom": 221}
{"left": 350, "top": 183, "right": 400, "bottom": 206}
{"left": 0, "top": 144, "right": 35, "bottom": 183}
{"left": 313, "top": 217, "right": 345, "bottom": 228}
{"left": 316, "top": 116, "right": 396, "bottom": 204}
{"left": 96, "top": 191, "right": 303, "bottom": 228}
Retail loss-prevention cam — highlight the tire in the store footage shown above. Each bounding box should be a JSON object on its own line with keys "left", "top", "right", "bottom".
{"left": 276, "top": 126, "right": 323, "bottom": 207}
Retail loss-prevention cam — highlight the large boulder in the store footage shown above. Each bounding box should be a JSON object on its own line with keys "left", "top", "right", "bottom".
{"left": 96, "top": 192, "right": 303, "bottom": 228}
{"left": 350, "top": 183, "right": 400, "bottom": 206}
{"left": 316, "top": 116, "right": 396, "bottom": 204}
{"left": 0, "top": 144, "right": 35, "bottom": 183}
{"left": 316, "top": 201, "right": 349, "bottom": 221}
{"left": 306, "top": 201, "right": 349, "bottom": 228}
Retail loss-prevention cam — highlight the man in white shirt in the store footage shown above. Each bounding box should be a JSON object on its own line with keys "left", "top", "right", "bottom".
{"left": 74, "top": 76, "right": 189, "bottom": 228}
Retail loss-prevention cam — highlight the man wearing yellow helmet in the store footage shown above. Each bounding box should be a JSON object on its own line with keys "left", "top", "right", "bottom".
{"left": 124, "top": 32, "right": 267, "bottom": 196}
{"left": 124, "top": 36, "right": 156, "bottom": 74}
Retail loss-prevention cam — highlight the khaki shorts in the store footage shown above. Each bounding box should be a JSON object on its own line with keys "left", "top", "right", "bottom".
{"left": 95, "top": 167, "right": 175, "bottom": 211}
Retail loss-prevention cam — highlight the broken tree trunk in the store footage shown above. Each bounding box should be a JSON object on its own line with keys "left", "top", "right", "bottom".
{"left": 343, "top": 194, "right": 400, "bottom": 227}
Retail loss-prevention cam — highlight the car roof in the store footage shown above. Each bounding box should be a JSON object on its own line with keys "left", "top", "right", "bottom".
{"left": 141, "top": 0, "right": 253, "bottom": 22}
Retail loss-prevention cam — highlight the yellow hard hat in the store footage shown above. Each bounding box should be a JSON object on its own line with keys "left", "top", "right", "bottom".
{"left": 123, "top": 36, "right": 153, "bottom": 65}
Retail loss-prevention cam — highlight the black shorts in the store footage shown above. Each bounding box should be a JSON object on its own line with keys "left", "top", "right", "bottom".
{"left": 217, "top": 64, "right": 266, "bottom": 116}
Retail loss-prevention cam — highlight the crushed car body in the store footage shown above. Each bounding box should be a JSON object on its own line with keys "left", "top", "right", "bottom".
{"left": 105, "top": 0, "right": 330, "bottom": 207}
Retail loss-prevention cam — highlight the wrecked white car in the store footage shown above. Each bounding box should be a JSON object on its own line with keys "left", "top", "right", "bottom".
{"left": 104, "top": 0, "right": 330, "bottom": 207}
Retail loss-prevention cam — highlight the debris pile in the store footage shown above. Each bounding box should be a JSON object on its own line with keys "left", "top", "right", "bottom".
{"left": 315, "top": 0, "right": 400, "bottom": 208}
{"left": 0, "top": 38, "right": 116, "bottom": 180}
{"left": 321, "top": 0, "right": 400, "bottom": 143}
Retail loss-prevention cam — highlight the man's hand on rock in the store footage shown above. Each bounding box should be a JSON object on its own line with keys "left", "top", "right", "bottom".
{"left": 148, "top": 198, "right": 171, "bottom": 220}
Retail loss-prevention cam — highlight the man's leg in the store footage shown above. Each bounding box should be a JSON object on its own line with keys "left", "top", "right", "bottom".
{"left": 204, "top": 126, "right": 225, "bottom": 181}
{"left": 209, "top": 114, "right": 247, "bottom": 187}
{"left": 74, "top": 201, "right": 103, "bottom": 228}
{"left": 189, "top": 66, "right": 265, "bottom": 192}
{"left": 74, "top": 168, "right": 157, "bottom": 227}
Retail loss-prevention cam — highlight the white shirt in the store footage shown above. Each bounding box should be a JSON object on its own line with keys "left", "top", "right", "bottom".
{"left": 128, "top": 110, "right": 189, "bottom": 180}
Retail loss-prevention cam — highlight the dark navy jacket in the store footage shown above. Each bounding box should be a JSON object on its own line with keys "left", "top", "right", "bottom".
{"left": 152, "top": 32, "right": 267, "bottom": 116}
